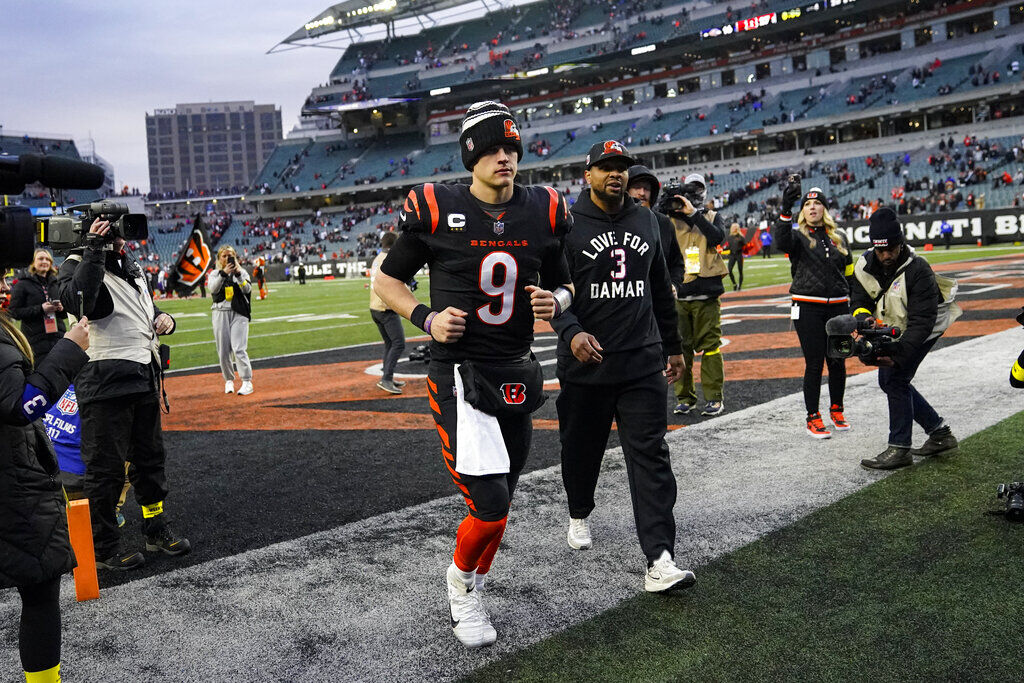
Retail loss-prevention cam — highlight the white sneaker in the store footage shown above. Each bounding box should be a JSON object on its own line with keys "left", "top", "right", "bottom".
{"left": 237, "top": 381, "right": 254, "bottom": 396}
{"left": 224, "top": 381, "right": 235, "bottom": 394}
{"left": 644, "top": 550, "right": 697, "bottom": 593}
{"left": 567, "top": 517, "right": 592, "bottom": 550}
{"left": 446, "top": 563, "right": 496, "bottom": 648}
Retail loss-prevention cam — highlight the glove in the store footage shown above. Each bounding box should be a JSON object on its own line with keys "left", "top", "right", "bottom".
{"left": 781, "top": 182, "right": 802, "bottom": 216}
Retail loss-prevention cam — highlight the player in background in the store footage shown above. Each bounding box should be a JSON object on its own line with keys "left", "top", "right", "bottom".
{"left": 373, "top": 101, "right": 574, "bottom": 648}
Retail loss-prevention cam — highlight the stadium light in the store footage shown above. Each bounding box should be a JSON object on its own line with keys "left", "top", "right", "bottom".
{"left": 429, "top": 87, "right": 452, "bottom": 96}
{"left": 631, "top": 44, "right": 656, "bottom": 56}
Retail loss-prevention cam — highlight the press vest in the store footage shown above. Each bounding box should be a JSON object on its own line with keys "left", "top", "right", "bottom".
{"left": 65, "top": 253, "right": 158, "bottom": 366}
{"left": 671, "top": 211, "right": 727, "bottom": 283}
{"left": 853, "top": 250, "right": 962, "bottom": 340}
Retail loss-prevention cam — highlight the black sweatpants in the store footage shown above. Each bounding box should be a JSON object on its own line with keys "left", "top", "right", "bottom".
{"left": 80, "top": 391, "right": 170, "bottom": 558}
{"left": 728, "top": 253, "right": 744, "bottom": 290}
{"left": 793, "top": 301, "right": 849, "bottom": 415}
{"left": 16, "top": 577, "right": 61, "bottom": 673}
{"left": 557, "top": 371, "right": 677, "bottom": 564}
{"left": 427, "top": 364, "right": 532, "bottom": 521}
{"left": 371, "top": 309, "right": 406, "bottom": 382}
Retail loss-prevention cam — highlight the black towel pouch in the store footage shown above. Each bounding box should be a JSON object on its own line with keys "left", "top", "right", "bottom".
{"left": 457, "top": 354, "right": 546, "bottom": 416}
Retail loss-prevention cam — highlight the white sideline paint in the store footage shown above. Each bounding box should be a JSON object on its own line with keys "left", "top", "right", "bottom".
{"left": 1, "top": 329, "right": 1021, "bottom": 681}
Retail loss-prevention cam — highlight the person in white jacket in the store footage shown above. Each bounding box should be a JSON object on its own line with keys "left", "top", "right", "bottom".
{"left": 208, "top": 246, "right": 254, "bottom": 395}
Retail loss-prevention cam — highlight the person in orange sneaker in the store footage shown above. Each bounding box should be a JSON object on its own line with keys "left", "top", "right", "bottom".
{"left": 773, "top": 178, "right": 854, "bottom": 439}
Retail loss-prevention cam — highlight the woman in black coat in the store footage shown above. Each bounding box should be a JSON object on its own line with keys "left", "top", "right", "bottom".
{"left": 1, "top": 270, "right": 90, "bottom": 683}
{"left": 8, "top": 250, "right": 68, "bottom": 365}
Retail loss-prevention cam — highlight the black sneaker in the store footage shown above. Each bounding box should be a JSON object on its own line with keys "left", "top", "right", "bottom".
{"left": 910, "top": 426, "right": 959, "bottom": 457}
{"left": 861, "top": 446, "right": 912, "bottom": 470}
{"left": 145, "top": 525, "right": 192, "bottom": 557}
{"left": 97, "top": 550, "right": 146, "bottom": 571}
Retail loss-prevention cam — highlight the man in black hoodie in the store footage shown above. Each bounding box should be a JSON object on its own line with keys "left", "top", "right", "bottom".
{"left": 551, "top": 140, "right": 695, "bottom": 593}
{"left": 851, "top": 208, "right": 960, "bottom": 470}
{"left": 626, "top": 165, "right": 684, "bottom": 295}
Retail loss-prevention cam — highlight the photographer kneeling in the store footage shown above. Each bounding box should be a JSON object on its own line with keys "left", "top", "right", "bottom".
{"left": 851, "top": 208, "right": 960, "bottom": 470}
{"left": 57, "top": 219, "right": 191, "bottom": 570}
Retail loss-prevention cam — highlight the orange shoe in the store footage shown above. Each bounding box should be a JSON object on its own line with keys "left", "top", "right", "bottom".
{"left": 806, "top": 412, "right": 831, "bottom": 439}
{"left": 830, "top": 404, "right": 850, "bottom": 431}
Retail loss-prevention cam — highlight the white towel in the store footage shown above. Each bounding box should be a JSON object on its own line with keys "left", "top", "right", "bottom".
{"left": 453, "top": 363, "right": 510, "bottom": 476}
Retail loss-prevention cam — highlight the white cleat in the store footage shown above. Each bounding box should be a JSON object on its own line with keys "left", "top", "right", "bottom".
{"left": 446, "top": 563, "right": 496, "bottom": 648}
{"left": 224, "top": 380, "right": 235, "bottom": 394}
{"left": 644, "top": 550, "right": 697, "bottom": 593}
{"left": 237, "top": 381, "right": 254, "bottom": 396}
{"left": 567, "top": 517, "right": 592, "bottom": 550}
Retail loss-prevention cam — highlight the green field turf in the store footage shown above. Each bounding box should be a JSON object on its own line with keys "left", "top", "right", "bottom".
{"left": 466, "top": 409, "right": 1024, "bottom": 683}
{"left": 158, "top": 245, "right": 1021, "bottom": 371}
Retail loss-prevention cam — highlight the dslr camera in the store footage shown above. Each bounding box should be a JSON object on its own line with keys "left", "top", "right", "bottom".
{"left": 657, "top": 182, "right": 706, "bottom": 219}
{"left": 996, "top": 482, "right": 1024, "bottom": 521}
{"left": 41, "top": 201, "right": 147, "bottom": 252}
{"left": 825, "top": 314, "right": 901, "bottom": 362}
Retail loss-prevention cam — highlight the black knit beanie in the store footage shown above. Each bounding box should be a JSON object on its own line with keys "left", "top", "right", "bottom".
{"left": 459, "top": 101, "right": 524, "bottom": 171}
{"left": 869, "top": 207, "right": 904, "bottom": 248}
{"left": 801, "top": 187, "right": 829, "bottom": 209}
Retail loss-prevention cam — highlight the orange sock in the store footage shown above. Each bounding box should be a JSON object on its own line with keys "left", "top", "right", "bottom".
{"left": 475, "top": 517, "right": 508, "bottom": 576}
{"left": 453, "top": 515, "right": 507, "bottom": 573}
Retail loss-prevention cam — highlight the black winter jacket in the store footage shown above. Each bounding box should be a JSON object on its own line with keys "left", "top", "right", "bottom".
{"left": 7, "top": 273, "right": 68, "bottom": 361}
{"left": 653, "top": 208, "right": 685, "bottom": 295}
{"left": 773, "top": 217, "right": 853, "bottom": 303}
{"left": 0, "top": 331, "right": 87, "bottom": 588}
{"left": 552, "top": 190, "right": 681, "bottom": 384}
{"left": 849, "top": 246, "right": 940, "bottom": 368}
{"left": 56, "top": 246, "right": 175, "bottom": 403}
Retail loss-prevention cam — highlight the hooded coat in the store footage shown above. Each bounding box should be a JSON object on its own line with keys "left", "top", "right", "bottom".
{"left": 0, "top": 331, "right": 86, "bottom": 588}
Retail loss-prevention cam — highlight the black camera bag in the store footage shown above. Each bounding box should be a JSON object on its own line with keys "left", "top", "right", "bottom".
{"left": 458, "top": 354, "right": 546, "bottom": 416}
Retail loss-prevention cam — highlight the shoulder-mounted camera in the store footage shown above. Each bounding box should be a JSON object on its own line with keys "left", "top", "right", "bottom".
{"left": 41, "top": 201, "right": 148, "bottom": 252}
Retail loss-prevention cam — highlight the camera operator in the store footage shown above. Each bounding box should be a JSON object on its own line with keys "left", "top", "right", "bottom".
{"left": 2, "top": 268, "right": 90, "bottom": 683}
{"left": 209, "top": 246, "right": 253, "bottom": 396}
{"left": 626, "top": 165, "right": 684, "bottom": 296}
{"left": 852, "top": 208, "right": 959, "bottom": 470}
{"left": 774, "top": 182, "right": 853, "bottom": 438}
{"left": 7, "top": 249, "right": 68, "bottom": 365}
{"left": 662, "top": 173, "right": 728, "bottom": 417}
{"left": 57, "top": 219, "right": 191, "bottom": 570}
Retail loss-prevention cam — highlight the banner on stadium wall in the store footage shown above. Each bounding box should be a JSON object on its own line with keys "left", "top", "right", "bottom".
{"left": 836, "top": 209, "right": 1024, "bottom": 249}
{"left": 264, "top": 259, "right": 370, "bottom": 282}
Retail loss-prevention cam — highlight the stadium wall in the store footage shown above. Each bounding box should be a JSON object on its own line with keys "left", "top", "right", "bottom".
{"left": 841, "top": 208, "right": 1024, "bottom": 247}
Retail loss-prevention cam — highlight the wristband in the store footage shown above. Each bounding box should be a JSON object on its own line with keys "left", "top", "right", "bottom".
{"left": 780, "top": 213, "right": 793, "bottom": 222}
{"left": 424, "top": 311, "right": 438, "bottom": 336}
{"left": 410, "top": 304, "right": 432, "bottom": 331}
{"left": 552, "top": 286, "right": 572, "bottom": 317}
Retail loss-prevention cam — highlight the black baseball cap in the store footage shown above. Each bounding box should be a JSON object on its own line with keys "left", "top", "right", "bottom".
{"left": 585, "top": 140, "right": 635, "bottom": 169}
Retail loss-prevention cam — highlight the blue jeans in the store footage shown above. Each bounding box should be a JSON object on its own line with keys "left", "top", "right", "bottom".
{"left": 877, "top": 337, "right": 943, "bottom": 447}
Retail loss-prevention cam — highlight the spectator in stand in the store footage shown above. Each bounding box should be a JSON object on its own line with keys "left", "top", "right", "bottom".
{"left": 209, "top": 247, "right": 254, "bottom": 396}
{"left": 7, "top": 250, "right": 67, "bottom": 365}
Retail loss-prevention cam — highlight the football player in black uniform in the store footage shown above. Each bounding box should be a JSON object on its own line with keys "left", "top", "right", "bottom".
{"left": 551, "top": 140, "right": 696, "bottom": 593}
{"left": 373, "top": 101, "right": 573, "bottom": 648}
